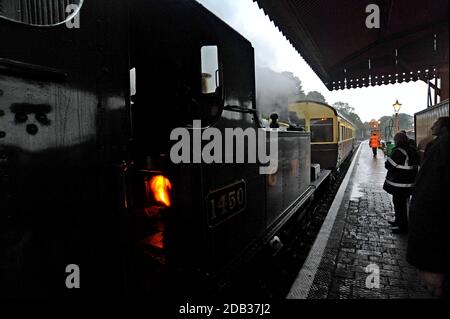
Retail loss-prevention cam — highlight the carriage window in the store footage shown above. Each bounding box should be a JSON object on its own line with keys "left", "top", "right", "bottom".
{"left": 201, "top": 46, "right": 219, "bottom": 94}
{"left": 0, "top": 0, "right": 82, "bottom": 26}
{"left": 310, "top": 118, "right": 333, "bottom": 142}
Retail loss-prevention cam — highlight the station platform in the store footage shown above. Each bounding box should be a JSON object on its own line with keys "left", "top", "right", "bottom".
{"left": 287, "top": 143, "right": 435, "bottom": 299}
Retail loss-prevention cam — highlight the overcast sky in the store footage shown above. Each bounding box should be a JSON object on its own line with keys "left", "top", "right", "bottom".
{"left": 196, "top": 0, "right": 430, "bottom": 123}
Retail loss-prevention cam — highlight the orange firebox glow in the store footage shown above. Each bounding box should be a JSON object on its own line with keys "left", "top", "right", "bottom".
{"left": 149, "top": 175, "right": 172, "bottom": 207}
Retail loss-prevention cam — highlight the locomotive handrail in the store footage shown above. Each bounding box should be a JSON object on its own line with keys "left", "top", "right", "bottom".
{"left": 0, "top": 57, "right": 67, "bottom": 82}
{"left": 223, "top": 104, "right": 258, "bottom": 114}
{"left": 224, "top": 104, "right": 265, "bottom": 128}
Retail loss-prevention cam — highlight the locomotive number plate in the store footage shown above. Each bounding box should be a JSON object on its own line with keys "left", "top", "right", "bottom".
{"left": 207, "top": 180, "right": 247, "bottom": 227}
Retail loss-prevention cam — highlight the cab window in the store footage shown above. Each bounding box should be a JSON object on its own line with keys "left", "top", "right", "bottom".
{"left": 201, "top": 45, "right": 219, "bottom": 94}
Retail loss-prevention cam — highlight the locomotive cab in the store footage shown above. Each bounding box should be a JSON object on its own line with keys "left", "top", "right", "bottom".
{"left": 127, "top": 0, "right": 312, "bottom": 296}
{"left": 127, "top": 0, "right": 265, "bottom": 296}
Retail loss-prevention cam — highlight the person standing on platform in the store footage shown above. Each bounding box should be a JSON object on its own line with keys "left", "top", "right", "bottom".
{"left": 369, "top": 133, "right": 380, "bottom": 157}
{"left": 400, "top": 130, "right": 418, "bottom": 152}
{"left": 407, "top": 117, "right": 449, "bottom": 298}
{"left": 383, "top": 132, "right": 419, "bottom": 234}
{"left": 424, "top": 117, "right": 449, "bottom": 158}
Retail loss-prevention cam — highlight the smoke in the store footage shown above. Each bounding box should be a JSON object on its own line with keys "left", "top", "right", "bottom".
{"left": 196, "top": 1, "right": 311, "bottom": 122}
{"left": 256, "top": 67, "right": 304, "bottom": 120}
{"left": 196, "top": 0, "right": 280, "bottom": 70}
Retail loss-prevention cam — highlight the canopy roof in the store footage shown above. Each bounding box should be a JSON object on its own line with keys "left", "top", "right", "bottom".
{"left": 254, "top": 0, "right": 449, "bottom": 91}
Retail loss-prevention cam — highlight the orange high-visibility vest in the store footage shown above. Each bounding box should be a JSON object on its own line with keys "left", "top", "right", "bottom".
{"left": 370, "top": 136, "right": 380, "bottom": 148}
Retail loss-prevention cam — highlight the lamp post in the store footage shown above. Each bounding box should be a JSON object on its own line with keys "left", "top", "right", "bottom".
{"left": 393, "top": 100, "right": 402, "bottom": 132}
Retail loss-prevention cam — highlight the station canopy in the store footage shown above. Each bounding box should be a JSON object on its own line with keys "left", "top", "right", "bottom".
{"left": 254, "top": 0, "right": 449, "bottom": 91}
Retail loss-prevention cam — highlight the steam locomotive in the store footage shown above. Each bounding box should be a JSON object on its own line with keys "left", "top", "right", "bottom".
{"left": 1, "top": 0, "right": 353, "bottom": 298}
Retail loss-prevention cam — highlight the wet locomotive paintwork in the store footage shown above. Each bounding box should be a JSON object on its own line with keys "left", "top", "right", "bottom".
{"left": 1, "top": 0, "right": 324, "bottom": 297}
{"left": 1, "top": 0, "right": 130, "bottom": 297}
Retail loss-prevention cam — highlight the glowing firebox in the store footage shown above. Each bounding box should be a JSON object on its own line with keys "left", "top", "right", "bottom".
{"left": 145, "top": 175, "right": 172, "bottom": 207}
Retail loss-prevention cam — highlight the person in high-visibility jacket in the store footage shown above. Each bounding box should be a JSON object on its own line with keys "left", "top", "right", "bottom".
{"left": 383, "top": 132, "right": 419, "bottom": 234}
{"left": 369, "top": 133, "right": 380, "bottom": 157}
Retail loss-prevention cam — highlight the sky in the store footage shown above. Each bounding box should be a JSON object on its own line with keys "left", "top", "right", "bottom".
{"left": 196, "top": 0, "right": 430, "bottom": 123}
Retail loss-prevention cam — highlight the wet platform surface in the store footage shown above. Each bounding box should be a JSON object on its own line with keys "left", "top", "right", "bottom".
{"left": 288, "top": 143, "right": 435, "bottom": 299}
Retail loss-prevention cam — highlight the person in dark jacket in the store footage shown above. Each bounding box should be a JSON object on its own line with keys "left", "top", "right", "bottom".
{"left": 400, "top": 129, "right": 418, "bottom": 152}
{"left": 407, "top": 117, "right": 449, "bottom": 298}
{"left": 383, "top": 132, "right": 420, "bottom": 234}
{"left": 424, "top": 117, "right": 449, "bottom": 158}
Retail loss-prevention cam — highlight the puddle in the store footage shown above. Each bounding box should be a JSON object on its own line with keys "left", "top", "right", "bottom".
{"left": 350, "top": 185, "right": 363, "bottom": 199}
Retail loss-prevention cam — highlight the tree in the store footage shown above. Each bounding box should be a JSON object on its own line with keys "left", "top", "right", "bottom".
{"left": 281, "top": 71, "right": 306, "bottom": 101}
{"left": 362, "top": 121, "right": 372, "bottom": 139}
{"left": 333, "top": 101, "right": 366, "bottom": 138}
{"left": 333, "top": 102, "right": 354, "bottom": 115}
{"left": 378, "top": 113, "right": 414, "bottom": 141}
{"left": 378, "top": 116, "right": 394, "bottom": 141}
{"left": 306, "top": 91, "right": 326, "bottom": 103}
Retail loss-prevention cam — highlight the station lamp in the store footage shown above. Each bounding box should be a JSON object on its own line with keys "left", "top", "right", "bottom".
{"left": 393, "top": 100, "right": 402, "bottom": 132}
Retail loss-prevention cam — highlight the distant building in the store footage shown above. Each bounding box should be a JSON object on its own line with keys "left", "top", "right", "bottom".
{"left": 369, "top": 119, "right": 382, "bottom": 141}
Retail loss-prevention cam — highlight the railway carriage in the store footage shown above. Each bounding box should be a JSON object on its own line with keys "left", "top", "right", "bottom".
{"left": 289, "top": 101, "right": 356, "bottom": 169}
{"left": 415, "top": 99, "right": 449, "bottom": 161}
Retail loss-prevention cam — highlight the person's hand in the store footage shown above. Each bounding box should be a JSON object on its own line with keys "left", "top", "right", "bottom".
{"left": 418, "top": 271, "right": 445, "bottom": 298}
